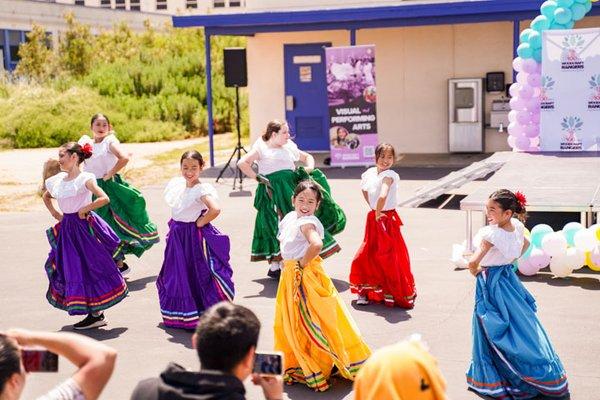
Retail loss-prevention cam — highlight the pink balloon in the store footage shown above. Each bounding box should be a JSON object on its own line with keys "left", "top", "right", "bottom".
{"left": 591, "top": 247, "right": 600, "bottom": 265}
{"left": 508, "top": 122, "right": 525, "bottom": 136}
{"left": 534, "top": 62, "right": 542, "bottom": 74}
{"left": 522, "top": 58, "right": 538, "bottom": 74}
{"left": 516, "top": 71, "right": 529, "bottom": 85}
{"left": 512, "top": 57, "right": 523, "bottom": 72}
{"left": 530, "top": 136, "right": 540, "bottom": 147}
{"left": 509, "top": 83, "right": 521, "bottom": 98}
{"left": 525, "top": 97, "right": 540, "bottom": 111}
{"left": 527, "top": 73, "right": 542, "bottom": 87}
{"left": 518, "top": 84, "right": 534, "bottom": 99}
{"left": 518, "top": 258, "right": 540, "bottom": 276}
{"left": 515, "top": 136, "right": 531, "bottom": 151}
{"left": 524, "top": 123, "right": 539, "bottom": 138}
{"left": 510, "top": 96, "right": 527, "bottom": 111}
{"left": 516, "top": 111, "right": 532, "bottom": 125}
{"left": 507, "top": 135, "right": 517, "bottom": 149}
{"left": 508, "top": 110, "right": 518, "bottom": 123}
{"left": 528, "top": 248, "right": 551, "bottom": 269}
{"left": 531, "top": 111, "right": 541, "bottom": 124}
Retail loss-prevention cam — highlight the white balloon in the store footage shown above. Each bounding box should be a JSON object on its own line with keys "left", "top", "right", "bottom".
{"left": 451, "top": 244, "right": 468, "bottom": 269}
{"left": 574, "top": 229, "right": 598, "bottom": 252}
{"left": 565, "top": 247, "right": 586, "bottom": 270}
{"left": 541, "top": 232, "right": 568, "bottom": 257}
{"left": 549, "top": 253, "right": 574, "bottom": 278}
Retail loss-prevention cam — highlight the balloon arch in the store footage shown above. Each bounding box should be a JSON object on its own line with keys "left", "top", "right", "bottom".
{"left": 507, "top": 0, "right": 598, "bottom": 151}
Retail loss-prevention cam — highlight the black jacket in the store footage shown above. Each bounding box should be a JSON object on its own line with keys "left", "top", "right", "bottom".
{"left": 131, "top": 363, "right": 246, "bottom": 400}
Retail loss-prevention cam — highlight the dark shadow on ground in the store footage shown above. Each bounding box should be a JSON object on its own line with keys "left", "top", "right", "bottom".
{"left": 285, "top": 376, "right": 353, "bottom": 400}
{"left": 244, "top": 278, "right": 278, "bottom": 299}
{"left": 157, "top": 324, "right": 194, "bottom": 349}
{"left": 521, "top": 272, "right": 600, "bottom": 291}
{"left": 59, "top": 326, "right": 128, "bottom": 341}
{"left": 350, "top": 301, "right": 412, "bottom": 323}
{"left": 332, "top": 278, "right": 350, "bottom": 294}
{"left": 126, "top": 275, "right": 158, "bottom": 292}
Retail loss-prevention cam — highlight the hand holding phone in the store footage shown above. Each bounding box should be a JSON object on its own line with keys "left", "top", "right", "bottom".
{"left": 21, "top": 348, "right": 59, "bottom": 373}
{"left": 253, "top": 351, "right": 283, "bottom": 376}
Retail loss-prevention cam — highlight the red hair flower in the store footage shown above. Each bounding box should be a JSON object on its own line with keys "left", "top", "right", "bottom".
{"left": 515, "top": 191, "right": 527, "bottom": 207}
{"left": 82, "top": 143, "right": 93, "bottom": 157}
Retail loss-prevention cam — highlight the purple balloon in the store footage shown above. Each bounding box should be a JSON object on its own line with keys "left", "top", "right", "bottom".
{"left": 527, "top": 73, "right": 542, "bottom": 87}
{"left": 531, "top": 110, "right": 541, "bottom": 125}
{"left": 510, "top": 96, "right": 527, "bottom": 111}
{"left": 591, "top": 247, "right": 600, "bottom": 265}
{"left": 508, "top": 122, "right": 525, "bottom": 136}
{"left": 525, "top": 97, "right": 541, "bottom": 111}
{"left": 516, "top": 71, "right": 529, "bottom": 85}
{"left": 509, "top": 82, "right": 521, "bottom": 98}
{"left": 516, "top": 111, "right": 532, "bottom": 125}
{"left": 512, "top": 57, "right": 523, "bottom": 72}
{"left": 515, "top": 136, "right": 531, "bottom": 150}
{"left": 524, "top": 123, "right": 539, "bottom": 138}
{"left": 518, "top": 258, "right": 540, "bottom": 276}
{"left": 518, "top": 84, "right": 534, "bottom": 99}
{"left": 522, "top": 58, "right": 538, "bottom": 74}
{"left": 508, "top": 110, "right": 518, "bottom": 123}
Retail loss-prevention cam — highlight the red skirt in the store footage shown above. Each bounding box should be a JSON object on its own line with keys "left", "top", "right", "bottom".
{"left": 349, "top": 209, "right": 416, "bottom": 309}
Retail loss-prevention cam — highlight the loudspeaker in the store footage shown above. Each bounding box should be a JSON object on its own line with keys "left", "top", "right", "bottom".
{"left": 224, "top": 48, "right": 247, "bottom": 88}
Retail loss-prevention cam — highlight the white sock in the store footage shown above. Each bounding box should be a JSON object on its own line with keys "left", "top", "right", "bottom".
{"left": 269, "top": 262, "right": 280, "bottom": 271}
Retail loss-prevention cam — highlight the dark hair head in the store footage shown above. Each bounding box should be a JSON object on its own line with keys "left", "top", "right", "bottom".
{"left": 180, "top": 150, "right": 205, "bottom": 168}
{"left": 262, "top": 120, "right": 286, "bottom": 141}
{"left": 375, "top": 143, "right": 396, "bottom": 161}
{"left": 489, "top": 189, "right": 527, "bottom": 221}
{"left": 61, "top": 142, "right": 92, "bottom": 164}
{"left": 0, "top": 334, "right": 21, "bottom": 393}
{"left": 293, "top": 180, "right": 323, "bottom": 204}
{"left": 90, "top": 113, "right": 110, "bottom": 127}
{"left": 194, "top": 302, "right": 260, "bottom": 373}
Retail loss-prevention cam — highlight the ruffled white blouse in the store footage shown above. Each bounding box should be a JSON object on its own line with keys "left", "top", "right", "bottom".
{"left": 164, "top": 177, "right": 218, "bottom": 222}
{"left": 45, "top": 172, "right": 95, "bottom": 213}
{"left": 277, "top": 211, "right": 324, "bottom": 260}
{"left": 475, "top": 218, "right": 525, "bottom": 266}
{"left": 360, "top": 167, "right": 400, "bottom": 211}
{"left": 253, "top": 139, "right": 300, "bottom": 175}
{"left": 78, "top": 134, "right": 119, "bottom": 179}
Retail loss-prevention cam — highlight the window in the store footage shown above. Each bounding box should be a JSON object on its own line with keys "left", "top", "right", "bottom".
{"left": 156, "top": 0, "right": 167, "bottom": 10}
{"left": 130, "top": 0, "right": 140, "bottom": 10}
{"left": 115, "top": 0, "right": 125, "bottom": 8}
{"left": 213, "top": 0, "right": 225, "bottom": 7}
{"left": 9, "top": 31, "right": 22, "bottom": 64}
{"left": 186, "top": 0, "right": 197, "bottom": 8}
{"left": 229, "top": 0, "right": 243, "bottom": 6}
{"left": 100, "top": 0, "right": 111, "bottom": 7}
{"left": 75, "top": 0, "right": 85, "bottom": 5}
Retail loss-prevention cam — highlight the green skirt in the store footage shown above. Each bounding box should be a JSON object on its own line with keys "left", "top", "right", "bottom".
{"left": 94, "top": 174, "right": 159, "bottom": 257}
{"left": 250, "top": 167, "right": 346, "bottom": 262}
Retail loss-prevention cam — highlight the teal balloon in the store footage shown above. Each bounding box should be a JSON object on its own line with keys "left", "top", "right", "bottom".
{"left": 533, "top": 49, "right": 543, "bottom": 63}
{"left": 520, "top": 28, "right": 534, "bottom": 43}
{"left": 563, "top": 222, "right": 583, "bottom": 246}
{"left": 557, "top": 0, "right": 574, "bottom": 6}
{"left": 531, "top": 15, "right": 551, "bottom": 32}
{"left": 550, "top": 21, "right": 569, "bottom": 29}
{"left": 571, "top": 3, "right": 587, "bottom": 20}
{"left": 574, "top": 0, "right": 588, "bottom": 3}
{"left": 511, "top": 260, "right": 519, "bottom": 272}
{"left": 554, "top": 7, "right": 573, "bottom": 24}
{"left": 531, "top": 224, "right": 553, "bottom": 248}
{"left": 517, "top": 42, "right": 533, "bottom": 59}
{"left": 529, "top": 30, "right": 542, "bottom": 49}
{"left": 565, "top": 20, "right": 575, "bottom": 29}
{"left": 541, "top": 0, "right": 558, "bottom": 18}
{"left": 585, "top": 0, "right": 592, "bottom": 13}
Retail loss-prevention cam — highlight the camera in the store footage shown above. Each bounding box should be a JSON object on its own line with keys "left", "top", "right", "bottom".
{"left": 253, "top": 351, "right": 283, "bottom": 376}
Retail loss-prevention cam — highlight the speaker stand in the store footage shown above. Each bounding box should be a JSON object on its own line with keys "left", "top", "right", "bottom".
{"left": 216, "top": 86, "right": 251, "bottom": 197}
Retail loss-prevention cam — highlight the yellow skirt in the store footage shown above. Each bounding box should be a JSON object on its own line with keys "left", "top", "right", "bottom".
{"left": 274, "top": 257, "right": 372, "bottom": 391}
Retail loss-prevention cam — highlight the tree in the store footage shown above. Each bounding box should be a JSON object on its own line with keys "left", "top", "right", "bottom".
{"left": 15, "top": 24, "right": 54, "bottom": 81}
{"left": 59, "top": 12, "right": 93, "bottom": 77}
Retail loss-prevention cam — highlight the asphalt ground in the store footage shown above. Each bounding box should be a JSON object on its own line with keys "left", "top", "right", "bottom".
{"left": 1, "top": 168, "right": 598, "bottom": 400}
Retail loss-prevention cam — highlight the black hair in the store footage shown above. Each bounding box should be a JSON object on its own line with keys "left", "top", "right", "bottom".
{"left": 262, "top": 120, "right": 286, "bottom": 141}
{"left": 0, "top": 334, "right": 21, "bottom": 393}
{"left": 489, "top": 189, "right": 527, "bottom": 222}
{"left": 194, "top": 302, "right": 260, "bottom": 373}
{"left": 375, "top": 142, "right": 396, "bottom": 161}
{"left": 62, "top": 142, "right": 92, "bottom": 164}
{"left": 90, "top": 113, "right": 110, "bottom": 126}
{"left": 293, "top": 180, "right": 323, "bottom": 204}
{"left": 180, "top": 150, "right": 205, "bottom": 168}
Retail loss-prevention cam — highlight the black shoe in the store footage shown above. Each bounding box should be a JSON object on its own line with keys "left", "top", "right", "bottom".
{"left": 118, "top": 262, "right": 130, "bottom": 276}
{"left": 267, "top": 268, "right": 281, "bottom": 279}
{"left": 73, "top": 313, "right": 107, "bottom": 330}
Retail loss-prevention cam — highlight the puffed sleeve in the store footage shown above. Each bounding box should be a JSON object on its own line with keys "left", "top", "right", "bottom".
{"left": 360, "top": 168, "right": 376, "bottom": 191}
{"left": 45, "top": 173, "right": 65, "bottom": 197}
{"left": 197, "top": 183, "right": 219, "bottom": 202}
{"left": 77, "top": 172, "right": 96, "bottom": 190}
{"left": 163, "top": 177, "right": 186, "bottom": 207}
{"left": 286, "top": 140, "right": 301, "bottom": 162}
{"left": 297, "top": 216, "right": 325, "bottom": 239}
{"left": 379, "top": 169, "right": 400, "bottom": 184}
{"left": 474, "top": 225, "right": 493, "bottom": 249}
{"left": 104, "top": 134, "right": 120, "bottom": 154}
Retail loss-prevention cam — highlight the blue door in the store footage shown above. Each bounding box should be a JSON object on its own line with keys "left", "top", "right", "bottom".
{"left": 284, "top": 43, "right": 331, "bottom": 151}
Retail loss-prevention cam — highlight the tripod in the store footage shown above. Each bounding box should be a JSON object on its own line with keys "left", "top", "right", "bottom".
{"left": 216, "top": 86, "right": 250, "bottom": 195}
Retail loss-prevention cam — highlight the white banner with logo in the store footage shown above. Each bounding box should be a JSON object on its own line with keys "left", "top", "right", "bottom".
{"left": 540, "top": 28, "right": 600, "bottom": 151}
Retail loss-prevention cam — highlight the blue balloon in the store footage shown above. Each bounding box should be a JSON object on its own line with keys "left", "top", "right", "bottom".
{"left": 585, "top": 0, "right": 592, "bottom": 13}
{"left": 571, "top": 3, "right": 587, "bottom": 20}
{"left": 557, "top": 0, "right": 574, "bottom": 6}
{"left": 550, "top": 21, "right": 569, "bottom": 29}
{"left": 520, "top": 28, "right": 534, "bottom": 43}
{"left": 529, "top": 31, "right": 542, "bottom": 49}
{"left": 531, "top": 15, "right": 551, "bottom": 32}
{"left": 563, "top": 222, "right": 583, "bottom": 246}
{"left": 533, "top": 49, "right": 543, "bottom": 63}
{"left": 554, "top": 7, "right": 573, "bottom": 24}
{"left": 531, "top": 224, "right": 553, "bottom": 248}
{"left": 565, "top": 20, "right": 575, "bottom": 29}
{"left": 541, "top": 0, "right": 558, "bottom": 18}
{"left": 517, "top": 42, "right": 533, "bottom": 59}
{"left": 574, "top": 0, "right": 588, "bottom": 3}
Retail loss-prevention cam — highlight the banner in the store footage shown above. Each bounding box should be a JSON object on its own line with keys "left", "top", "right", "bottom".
{"left": 325, "top": 45, "right": 378, "bottom": 166}
{"left": 540, "top": 28, "right": 600, "bottom": 151}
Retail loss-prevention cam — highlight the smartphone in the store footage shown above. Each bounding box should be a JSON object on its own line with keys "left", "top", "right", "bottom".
{"left": 21, "top": 348, "right": 59, "bottom": 373}
{"left": 253, "top": 351, "right": 283, "bottom": 376}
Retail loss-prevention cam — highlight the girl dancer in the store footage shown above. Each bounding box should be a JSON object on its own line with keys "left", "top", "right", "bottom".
{"left": 466, "top": 189, "right": 569, "bottom": 398}
{"left": 274, "top": 180, "right": 371, "bottom": 391}
{"left": 350, "top": 143, "right": 416, "bottom": 308}
{"left": 238, "top": 120, "right": 346, "bottom": 278}
{"left": 157, "top": 151, "right": 234, "bottom": 329}
{"left": 43, "top": 142, "right": 128, "bottom": 329}
{"left": 79, "top": 113, "right": 159, "bottom": 273}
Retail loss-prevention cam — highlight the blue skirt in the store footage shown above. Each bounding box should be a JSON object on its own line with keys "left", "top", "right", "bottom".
{"left": 466, "top": 265, "right": 569, "bottom": 399}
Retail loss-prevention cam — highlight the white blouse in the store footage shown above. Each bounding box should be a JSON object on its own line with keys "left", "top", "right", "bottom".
{"left": 45, "top": 172, "right": 95, "bottom": 214}
{"left": 78, "top": 134, "right": 119, "bottom": 179}
{"left": 253, "top": 139, "right": 300, "bottom": 175}
{"left": 164, "top": 177, "right": 218, "bottom": 223}
{"left": 475, "top": 218, "right": 526, "bottom": 267}
{"left": 360, "top": 167, "right": 399, "bottom": 211}
{"left": 278, "top": 211, "right": 324, "bottom": 260}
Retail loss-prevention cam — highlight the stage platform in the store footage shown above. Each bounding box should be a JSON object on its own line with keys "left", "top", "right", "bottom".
{"left": 460, "top": 151, "right": 600, "bottom": 249}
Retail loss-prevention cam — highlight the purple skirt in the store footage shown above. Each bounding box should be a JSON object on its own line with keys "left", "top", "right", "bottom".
{"left": 44, "top": 212, "right": 128, "bottom": 315}
{"left": 157, "top": 220, "right": 235, "bottom": 330}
